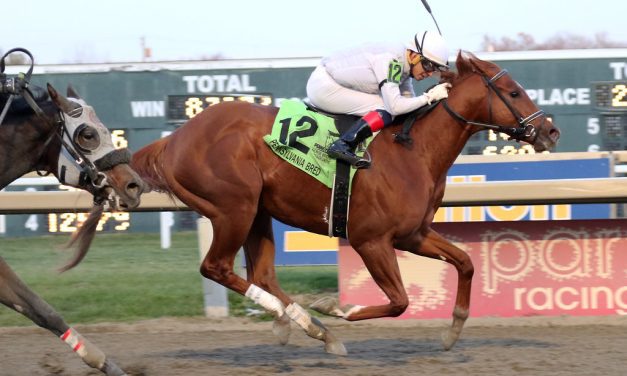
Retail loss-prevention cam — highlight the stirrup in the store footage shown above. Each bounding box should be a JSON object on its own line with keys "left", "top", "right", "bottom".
{"left": 328, "top": 148, "right": 371, "bottom": 169}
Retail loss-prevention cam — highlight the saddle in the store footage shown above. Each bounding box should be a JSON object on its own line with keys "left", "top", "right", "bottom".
{"left": 301, "top": 99, "right": 441, "bottom": 238}
{"left": 303, "top": 100, "right": 360, "bottom": 137}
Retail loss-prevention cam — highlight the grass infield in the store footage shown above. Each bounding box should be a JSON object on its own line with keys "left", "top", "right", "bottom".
{"left": 0, "top": 232, "right": 337, "bottom": 326}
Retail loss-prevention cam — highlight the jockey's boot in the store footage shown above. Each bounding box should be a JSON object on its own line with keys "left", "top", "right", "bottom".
{"left": 327, "top": 118, "right": 373, "bottom": 169}
{"left": 327, "top": 110, "right": 391, "bottom": 169}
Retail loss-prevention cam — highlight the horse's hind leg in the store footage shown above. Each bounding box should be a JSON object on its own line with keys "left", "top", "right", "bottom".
{"left": 170, "top": 165, "right": 345, "bottom": 354}
{"left": 407, "top": 229, "right": 474, "bottom": 350}
{"left": 0, "top": 257, "right": 126, "bottom": 376}
{"left": 242, "top": 210, "right": 291, "bottom": 344}
{"left": 243, "top": 210, "right": 346, "bottom": 355}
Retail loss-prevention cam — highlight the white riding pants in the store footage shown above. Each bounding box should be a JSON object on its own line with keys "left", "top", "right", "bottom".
{"left": 306, "top": 65, "right": 385, "bottom": 116}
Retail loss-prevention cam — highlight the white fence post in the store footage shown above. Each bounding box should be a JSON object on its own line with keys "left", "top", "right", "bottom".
{"left": 160, "top": 212, "right": 174, "bottom": 249}
{"left": 196, "top": 217, "right": 229, "bottom": 317}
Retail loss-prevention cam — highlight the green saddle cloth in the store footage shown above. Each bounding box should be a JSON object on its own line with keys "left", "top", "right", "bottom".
{"left": 263, "top": 100, "right": 370, "bottom": 188}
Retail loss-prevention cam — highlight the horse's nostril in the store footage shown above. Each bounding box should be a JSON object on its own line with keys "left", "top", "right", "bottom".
{"left": 126, "top": 182, "right": 141, "bottom": 196}
{"left": 549, "top": 127, "right": 561, "bottom": 142}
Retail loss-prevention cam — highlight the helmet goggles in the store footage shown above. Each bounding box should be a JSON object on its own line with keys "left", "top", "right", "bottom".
{"left": 413, "top": 32, "right": 449, "bottom": 73}
{"left": 420, "top": 55, "right": 448, "bottom": 73}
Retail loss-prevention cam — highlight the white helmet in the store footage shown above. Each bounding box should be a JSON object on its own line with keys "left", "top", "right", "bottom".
{"left": 408, "top": 30, "right": 449, "bottom": 68}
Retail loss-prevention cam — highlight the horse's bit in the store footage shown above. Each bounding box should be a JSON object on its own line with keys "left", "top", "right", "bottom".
{"left": 441, "top": 69, "right": 546, "bottom": 142}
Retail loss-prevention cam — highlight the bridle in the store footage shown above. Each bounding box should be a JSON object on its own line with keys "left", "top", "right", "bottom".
{"left": 441, "top": 69, "right": 545, "bottom": 142}
{"left": 58, "top": 108, "right": 109, "bottom": 189}
{"left": 1, "top": 48, "right": 130, "bottom": 202}
{"left": 54, "top": 103, "right": 132, "bottom": 201}
{"left": 32, "top": 102, "right": 131, "bottom": 202}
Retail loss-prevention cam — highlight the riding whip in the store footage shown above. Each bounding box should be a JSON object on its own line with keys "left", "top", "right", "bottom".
{"left": 419, "top": 0, "right": 442, "bottom": 35}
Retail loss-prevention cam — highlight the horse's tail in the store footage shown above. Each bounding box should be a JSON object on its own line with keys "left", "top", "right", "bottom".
{"left": 59, "top": 204, "right": 103, "bottom": 272}
{"left": 131, "top": 138, "right": 172, "bottom": 193}
{"left": 58, "top": 139, "right": 175, "bottom": 272}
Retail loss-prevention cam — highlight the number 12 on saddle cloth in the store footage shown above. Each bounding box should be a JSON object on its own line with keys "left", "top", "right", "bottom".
{"left": 263, "top": 99, "right": 371, "bottom": 189}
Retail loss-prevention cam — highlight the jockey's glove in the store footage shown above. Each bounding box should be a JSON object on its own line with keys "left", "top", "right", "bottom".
{"left": 423, "top": 83, "right": 452, "bottom": 105}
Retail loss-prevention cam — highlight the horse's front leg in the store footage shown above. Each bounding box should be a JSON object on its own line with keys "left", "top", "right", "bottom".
{"left": 0, "top": 257, "right": 126, "bottom": 376}
{"left": 311, "top": 238, "right": 410, "bottom": 320}
{"left": 401, "top": 229, "right": 474, "bottom": 350}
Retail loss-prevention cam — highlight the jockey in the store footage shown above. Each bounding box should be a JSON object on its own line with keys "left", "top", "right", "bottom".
{"left": 306, "top": 30, "right": 451, "bottom": 168}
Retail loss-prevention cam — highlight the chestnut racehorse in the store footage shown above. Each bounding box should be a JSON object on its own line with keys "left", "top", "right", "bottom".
{"left": 0, "top": 78, "right": 144, "bottom": 374}
{"left": 131, "top": 51, "right": 560, "bottom": 355}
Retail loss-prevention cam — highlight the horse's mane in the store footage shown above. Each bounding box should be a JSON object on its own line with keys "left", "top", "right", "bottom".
{"left": 439, "top": 50, "right": 498, "bottom": 86}
{"left": 0, "top": 86, "right": 50, "bottom": 115}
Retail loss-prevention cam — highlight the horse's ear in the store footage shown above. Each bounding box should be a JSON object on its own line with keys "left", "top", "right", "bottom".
{"left": 466, "top": 52, "right": 490, "bottom": 76}
{"left": 462, "top": 51, "right": 500, "bottom": 77}
{"left": 66, "top": 85, "right": 81, "bottom": 100}
{"left": 47, "top": 83, "right": 81, "bottom": 115}
{"left": 455, "top": 51, "right": 474, "bottom": 77}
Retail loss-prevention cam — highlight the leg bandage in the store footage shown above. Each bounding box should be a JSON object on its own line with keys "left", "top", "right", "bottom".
{"left": 245, "top": 284, "right": 285, "bottom": 317}
{"left": 60, "top": 328, "right": 106, "bottom": 369}
{"left": 286, "top": 303, "right": 313, "bottom": 330}
{"left": 61, "top": 328, "right": 87, "bottom": 357}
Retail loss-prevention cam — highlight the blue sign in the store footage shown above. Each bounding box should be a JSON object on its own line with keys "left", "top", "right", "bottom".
{"left": 447, "top": 157, "right": 611, "bottom": 220}
{"left": 273, "top": 156, "right": 612, "bottom": 265}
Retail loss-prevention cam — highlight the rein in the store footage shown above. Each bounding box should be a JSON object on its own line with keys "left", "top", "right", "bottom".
{"left": 0, "top": 48, "right": 130, "bottom": 197}
{"left": 393, "top": 101, "right": 440, "bottom": 145}
{"left": 441, "top": 69, "right": 544, "bottom": 142}
{"left": 0, "top": 48, "right": 44, "bottom": 125}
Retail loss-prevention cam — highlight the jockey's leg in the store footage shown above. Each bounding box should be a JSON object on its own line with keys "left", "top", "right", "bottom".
{"left": 327, "top": 110, "right": 392, "bottom": 169}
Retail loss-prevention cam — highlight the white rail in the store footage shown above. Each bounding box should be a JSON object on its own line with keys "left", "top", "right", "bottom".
{"left": 0, "top": 177, "right": 626, "bottom": 214}
{"left": 3, "top": 151, "right": 627, "bottom": 214}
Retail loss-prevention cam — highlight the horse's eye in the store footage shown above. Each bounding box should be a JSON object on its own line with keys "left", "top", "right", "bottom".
{"left": 74, "top": 125, "right": 101, "bottom": 152}
{"left": 510, "top": 91, "right": 520, "bottom": 98}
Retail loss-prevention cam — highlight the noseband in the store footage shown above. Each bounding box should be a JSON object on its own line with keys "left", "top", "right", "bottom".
{"left": 441, "top": 69, "right": 545, "bottom": 142}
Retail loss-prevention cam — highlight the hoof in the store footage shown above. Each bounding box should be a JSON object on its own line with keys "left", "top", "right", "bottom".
{"left": 325, "top": 339, "right": 348, "bottom": 356}
{"left": 324, "top": 342, "right": 348, "bottom": 356}
{"left": 441, "top": 307, "right": 468, "bottom": 351}
{"left": 272, "top": 313, "right": 291, "bottom": 345}
{"left": 101, "top": 358, "right": 128, "bottom": 376}
{"left": 310, "top": 296, "right": 342, "bottom": 317}
{"left": 441, "top": 330, "right": 458, "bottom": 351}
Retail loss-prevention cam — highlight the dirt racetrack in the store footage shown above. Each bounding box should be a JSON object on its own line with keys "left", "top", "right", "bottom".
{"left": 0, "top": 315, "right": 625, "bottom": 376}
